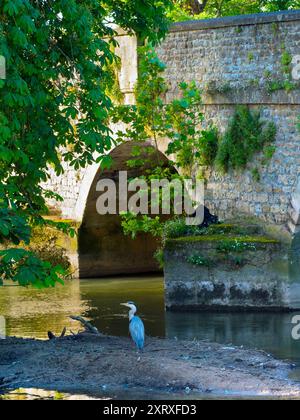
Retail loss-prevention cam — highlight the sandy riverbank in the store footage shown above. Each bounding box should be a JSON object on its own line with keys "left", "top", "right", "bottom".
{"left": 0, "top": 334, "right": 299, "bottom": 399}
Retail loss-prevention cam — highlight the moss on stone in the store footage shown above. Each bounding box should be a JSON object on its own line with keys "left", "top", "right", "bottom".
{"left": 167, "top": 235, "right": 280, "bottom": 244}
{"left": 200, "top": 223, "right": 251, "bottom": 236}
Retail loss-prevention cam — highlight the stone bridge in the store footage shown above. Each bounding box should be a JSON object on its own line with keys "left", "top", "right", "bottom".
{"left": 44, "top": 10, "right": 300, "bottom": 279}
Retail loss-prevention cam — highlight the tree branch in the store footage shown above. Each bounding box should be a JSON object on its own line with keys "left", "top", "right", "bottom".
{"left": 70, "top": 316, "right": 101, "bottom": 335}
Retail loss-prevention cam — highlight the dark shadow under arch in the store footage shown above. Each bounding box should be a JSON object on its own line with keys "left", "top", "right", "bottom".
{"left": 78, "top": 142, "right": 170, "bottom": 278}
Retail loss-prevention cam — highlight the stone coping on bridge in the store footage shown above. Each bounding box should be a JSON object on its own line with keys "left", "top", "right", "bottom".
{"left": 171, "top": 10, "right": 300, "bottom": 33}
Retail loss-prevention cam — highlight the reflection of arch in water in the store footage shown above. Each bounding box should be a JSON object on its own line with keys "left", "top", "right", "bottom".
{"left": 78, "top": 142, "right": 172, "bottom": 278}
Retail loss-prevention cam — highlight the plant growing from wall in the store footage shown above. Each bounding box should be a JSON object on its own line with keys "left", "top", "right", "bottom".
{"left": 251, "top": 168, "right": 261, "bottom": 183}
{"left": 215, "top": 105, "right": 276, "bottom": 174}
{"left": 205, "top": 80, "right": 233, "bottom": 96}
{"left": 217, "top": 239, "right": 257, "bottom": 253}
{"left": 186, "top": 254, "right": 210, "bottom": 267}
{"left": 265, "top": 47, "right": 300, "bottom": 93}
{"left": 281, "top": 50, "right": 293, "bottom": 76}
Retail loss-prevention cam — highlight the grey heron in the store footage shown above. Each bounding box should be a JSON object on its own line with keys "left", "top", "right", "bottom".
{"left": 121, "top": 301, "right": 145, "bottom": 350}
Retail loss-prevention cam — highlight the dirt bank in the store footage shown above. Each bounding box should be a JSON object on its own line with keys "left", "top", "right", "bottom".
{"left": 0, "top": 334, "right": 299, "bottom": 399}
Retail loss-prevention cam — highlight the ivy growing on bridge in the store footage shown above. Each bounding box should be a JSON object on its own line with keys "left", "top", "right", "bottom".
{"left": 215, "top": 106, "right": 277, "bottom": 174}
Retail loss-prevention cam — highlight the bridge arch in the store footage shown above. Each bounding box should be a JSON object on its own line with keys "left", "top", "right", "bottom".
{"left": 77, "top": 141, "right": 171, "bottom": 278}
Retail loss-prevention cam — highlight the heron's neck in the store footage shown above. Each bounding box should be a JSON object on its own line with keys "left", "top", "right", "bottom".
{"left": 129, "top": 308, "right": 136, "bottom": 321}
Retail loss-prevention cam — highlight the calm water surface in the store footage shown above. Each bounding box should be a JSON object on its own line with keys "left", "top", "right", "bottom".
{"left": 1, "top": 275, "right": 300, "bottom": 380}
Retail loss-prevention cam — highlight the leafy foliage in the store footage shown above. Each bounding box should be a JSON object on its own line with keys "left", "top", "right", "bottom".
{"left": 121, "top": 213, "right": 164, "bottom": 239}
{"left": 162, "top": 217, "right": 203, "bottom": 240}
{"left": 0, "top": 248, "right": 65, "bottom": 288}
{"left": 215, "top": 106, "right": 276, "bottom": 173}
{"left": 113, "top": 46, "right": 218, "bottom": 253}
{"left": 112, "top": 45, "right": 169, "bottom": 166}
{"left": 26, "top": 225, "right": 72, "bottom": 272}
{"left": 263, "top": 0, "right": 300, "bottom": 12}
{"left": 113, "top": 46, "right": 218, "bottom": 173}
{"left": 165, "top": 82, "right": 219, "bottom": 173}
{"left": 216, "top": 239, "right": 257, "bottom": 253}
{"left": 0, "top": 0, "right": 171, "bottom": 287}
{"left": 168, "top": 0, "right": 300, "bottom": 20}
{"left": 162, "top": 217, "right": 190, "bottom": 239}
{"left": 0, "top": 208, "right": 30, "bottom": 245}
{"left": 186, "top": 254, "right": 210, "bottom": 266}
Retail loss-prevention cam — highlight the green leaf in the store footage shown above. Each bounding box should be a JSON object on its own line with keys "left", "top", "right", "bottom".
{"left": 96, "top": 154, "right": 113, "bottom": 170}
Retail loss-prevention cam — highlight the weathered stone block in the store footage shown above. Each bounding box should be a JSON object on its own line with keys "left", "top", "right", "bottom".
{"left": 164, "top": 227, "right": 299, "bottom": 311}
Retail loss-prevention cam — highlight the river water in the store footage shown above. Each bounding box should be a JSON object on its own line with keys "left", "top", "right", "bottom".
{"left": 1, "top": 275, "right": 300, "bottom": 394}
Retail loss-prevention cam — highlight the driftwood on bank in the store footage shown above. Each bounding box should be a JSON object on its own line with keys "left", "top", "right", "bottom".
{"left": 47, "top": 327, "right": 67, "bottom": 341}
{"left": 69, "top": 316, "right": 100, "bottom": 335}
{"left": 47, "top": 317, "right": 100, "bottom": 340}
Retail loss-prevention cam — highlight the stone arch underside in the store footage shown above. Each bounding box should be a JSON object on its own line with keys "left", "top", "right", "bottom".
{"left": 78, "top": 142, "right": 170, "bottom": 278}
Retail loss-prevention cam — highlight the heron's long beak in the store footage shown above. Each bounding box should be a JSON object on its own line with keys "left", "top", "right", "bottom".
{"left": 120, "top": 303, "right": 129, "bottom": 308}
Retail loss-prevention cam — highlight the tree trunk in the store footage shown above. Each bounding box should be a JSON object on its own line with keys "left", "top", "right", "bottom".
{"left": 186, "top": 0, "right": 209, "bottom": 15}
